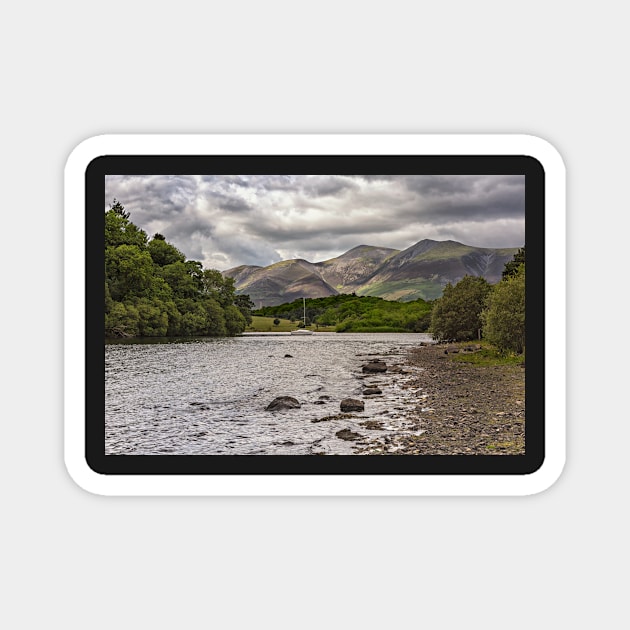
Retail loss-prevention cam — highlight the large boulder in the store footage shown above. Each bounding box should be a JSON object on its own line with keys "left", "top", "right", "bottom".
{"left": 340, "top": 398, "right": 365, "bottom": 412}
{"left": 362, "top": 360, "right": 387, "bottom": 373}
{"left": 265, "top": 396, "right": 301, "bottom": 411}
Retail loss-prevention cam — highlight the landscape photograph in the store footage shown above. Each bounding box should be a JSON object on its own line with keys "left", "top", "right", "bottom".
{"left": 104, "top": 174, "right": 526, "bottom": 456}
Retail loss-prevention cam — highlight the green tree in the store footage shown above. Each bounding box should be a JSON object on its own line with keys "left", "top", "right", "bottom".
{"left": 105, "top": 282, "right": 114, "bottom": 314}
{"left": 224, "top": 305, "right": 247, "bottom": 336}
{"left": 411, "top": 310, "right": 432, "bottom": 332}
{"left": 179, "top": 308, "right": 207, "bottom": 336}
{"left": 159, "top": 261, "right": 199, "bottom": 299}
{"left": 105, "top": 202, "right": 254, "bottom": 339}
{"left": 110, "top": 198, "right": 130, "bottom": 219}
{"left": 147, "top": 275, "right": 174, "bottom": 302}
{"left": 502, "top": 247, "right": 525, "bottom": 279}
{"left": 105, "top": 301, "right": 140, "bottom": 337}
{"left": 430, "top": 275, "right": 491, "bottom": 341}
{"left": 482, "top": 264, "right": 525, "bottom": 353}
{"left": 106, "top": 244, "right": 155, "bottom": 301}
{"left": 201, "top": 269, "right": 237, "bottom": 307}
{"left": 201, "top": 298, "right": 227, "bottom": 336}
{"left": 105, "top": 201, "right": 148, "bottom": 249}
{"left": 135, "top": 297, "right": 169, "bottom": 336}
{"left": 148, "top": 235, "right": 186, "bottom": 266}
{"left": 234, "top": 294, "right": 255, "bottom": 325}
{"left": 185, "top": 260, "right": 204, "bottom": 293}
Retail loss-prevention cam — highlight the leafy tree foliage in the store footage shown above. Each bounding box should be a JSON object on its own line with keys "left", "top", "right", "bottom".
{"left": 110, "top": 198, "right": 130, "bottom": 219}
{"left": 201, "top": 269, "right": 235, "bottom": 306}
{"left": 105, "top": 301, "right": 140, "bottom": 337}
{"left": 106, "top": 244, "right": 155, "bottom": 301}
{"left": 482, "top": 263, "right": 525, "bottom": 353}
{"left": 234, "top": 294, "right": 255, "bottom": 325}
{"left": 502, "top": 247, "right": 525, "bottom": 279}
{"left": 148, "top": 236, "right": 186, "bottom": 266}
{"left": 105, "top": 199, "right": 148, "bottom": 249}
{"left": 202, "top": 298, "right": 227, "bottom": 336}
{"left": 224, "top": 305, "right": 247, "bottom": 336}
{"left": 430, "top": 275, "right": 491, "bottom": 341}
{"left": 159, "top": 261, "right": 200, "bottom": 299}
{"left": 135, "top": 298, "right": 169, "bottom": 336}
{"left": 104, "top": 201, "right": 253, "bottom": 338}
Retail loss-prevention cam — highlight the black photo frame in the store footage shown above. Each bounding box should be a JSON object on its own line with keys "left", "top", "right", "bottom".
{"left": 87, "top": 153, "right": 544, "bottom": 478}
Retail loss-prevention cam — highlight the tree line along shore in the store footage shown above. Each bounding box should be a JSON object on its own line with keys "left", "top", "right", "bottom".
{"left": 105, "top": 201, "right": 254, "bottom": 338}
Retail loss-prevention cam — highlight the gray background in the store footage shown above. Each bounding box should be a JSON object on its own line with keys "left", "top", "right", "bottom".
{"left": 3, "top": 1, "right": 625, "bottom": 628}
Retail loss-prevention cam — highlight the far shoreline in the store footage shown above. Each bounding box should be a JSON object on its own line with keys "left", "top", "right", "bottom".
{"left": 106, "top": 330, "right": 434, "bottom": 342}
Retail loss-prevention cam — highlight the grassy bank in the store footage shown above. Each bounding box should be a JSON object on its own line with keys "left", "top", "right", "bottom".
{"left": 445, "top": 341, "right": 525, "bottom": 366}
{"left": 245, "top": 316, "right": 295, "bottom": 332}
{"left": 245, "top": 316, "right": 336, "bottom": 333}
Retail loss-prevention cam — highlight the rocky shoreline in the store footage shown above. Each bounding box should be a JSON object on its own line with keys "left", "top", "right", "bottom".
{"left": 351, "top": 343, "right": 525, "bottom": 455}
{"left": 263, "top": 339, "right": 525, "bottom": 455}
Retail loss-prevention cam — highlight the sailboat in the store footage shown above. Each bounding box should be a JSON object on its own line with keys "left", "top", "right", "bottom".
{"left": 290, "top": 297, "right": 314, "bottom": 335}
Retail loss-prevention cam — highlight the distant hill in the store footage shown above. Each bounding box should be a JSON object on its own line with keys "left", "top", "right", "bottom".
{"left": 222, "top": 264, "right": 262, "bottom": 287}
{"left": 314, "top": 244, "right": 399, "bottom": 292}
{"left": 354, "top": 239, "right": 519, "bottom": 302}
{"left": 223, "top": 239, "right": 520, "bottom": 307}
{"left": 222, "top": 258, "right": 339, "bottom": 308}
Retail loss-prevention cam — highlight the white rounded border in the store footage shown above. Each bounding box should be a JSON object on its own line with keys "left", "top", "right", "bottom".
{"left": 64, "top": 134, "right": 565, "bottom": 496}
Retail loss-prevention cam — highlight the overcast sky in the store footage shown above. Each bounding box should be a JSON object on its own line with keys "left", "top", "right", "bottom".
{"left": 105, "top": 174, "right": 525, "bottom": 271}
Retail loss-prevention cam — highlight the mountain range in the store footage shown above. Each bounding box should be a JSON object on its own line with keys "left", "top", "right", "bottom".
{"left": 222, "top": 239, "right": 520, "bottom": 307}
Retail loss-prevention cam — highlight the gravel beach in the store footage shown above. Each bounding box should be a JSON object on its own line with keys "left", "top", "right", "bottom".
{"left": 354, "top": 343, "right": 525, "bottom": 455}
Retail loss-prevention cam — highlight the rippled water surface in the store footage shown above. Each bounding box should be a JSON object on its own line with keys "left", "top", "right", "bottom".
{"left": 105, "top": 332, "right": 432, "bottom": 455}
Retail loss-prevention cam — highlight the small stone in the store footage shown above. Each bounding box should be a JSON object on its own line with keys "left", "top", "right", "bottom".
{"left": 336, "top": 429, "right": 362, "bottom": 441}
{"left": 363, "top": 387, "right": 382, "bottom": 396}
{"left": 359, "top": 421, "right": 384, "bottom": 430}
{"left": 340, "top": 398, "right": 365, "bottom": 412}
{"left": 362, "top": 361, "right": 387, "bottom": 373}
{"left": 265, "top": 396, "right": 301, "bottom": 411}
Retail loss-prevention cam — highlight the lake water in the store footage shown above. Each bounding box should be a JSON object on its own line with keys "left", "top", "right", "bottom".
{"left": 105, "top": 332, "right": 433, "bottom": 455}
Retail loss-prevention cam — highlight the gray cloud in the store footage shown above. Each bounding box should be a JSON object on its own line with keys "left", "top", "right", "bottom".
{"left": 105, "top": 174, "right": 524, "bottom": 271}
{"left": 301, "top": 175, "right": 359, "bottom": 198}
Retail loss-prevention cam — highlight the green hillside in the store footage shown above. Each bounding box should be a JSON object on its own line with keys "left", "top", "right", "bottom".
{"left": 254, "top": 294, "right": 432, "bottom": 333}
{"left": 356, "top": 279, "right": 445, "bottom": 302}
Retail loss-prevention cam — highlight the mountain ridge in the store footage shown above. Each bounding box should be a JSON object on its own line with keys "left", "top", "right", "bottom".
{"left": 223, "top": 239, "right": 520, "bottom": 307}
